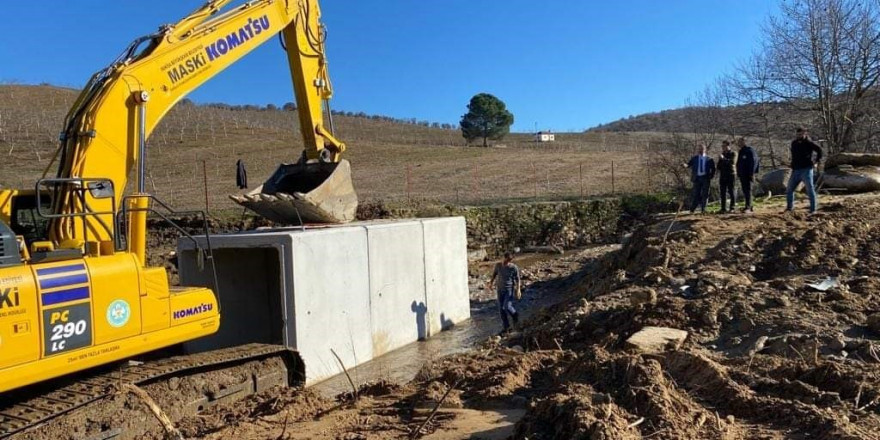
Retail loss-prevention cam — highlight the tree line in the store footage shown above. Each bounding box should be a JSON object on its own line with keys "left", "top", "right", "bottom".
{"left": 176, "top": 99, "right": 458, "bottom": 130}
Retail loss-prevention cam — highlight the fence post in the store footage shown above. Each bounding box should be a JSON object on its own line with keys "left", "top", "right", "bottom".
{"left": 406, "top": 164, "right": 412, "bottom": 202}
{"left": 202, "top": 160, "right": 210, "bottom": 215}
{"left": 532, "top": 164, "right": 538, "bottom": 201}
{"left": 611, "top": 160, "right": 616, "bottom": 195}
{"left": 471, "top": 164, "right": 478, "bottom": 202}
{"left": 579, "top": 163, "right": 584, "bottom": 199}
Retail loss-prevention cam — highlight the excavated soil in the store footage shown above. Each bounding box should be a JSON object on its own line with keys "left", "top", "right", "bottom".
{"left": 15, "top": 195, "right": 880, "bottom": 439}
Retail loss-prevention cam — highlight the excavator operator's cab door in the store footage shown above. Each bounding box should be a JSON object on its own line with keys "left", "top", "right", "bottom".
{"left": 8, "top": 191, "right": 52, "bottom": 247}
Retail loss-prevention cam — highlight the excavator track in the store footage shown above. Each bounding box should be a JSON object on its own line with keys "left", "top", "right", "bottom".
{"left": 0, "top": 343, "right": 302, "bottom": 439}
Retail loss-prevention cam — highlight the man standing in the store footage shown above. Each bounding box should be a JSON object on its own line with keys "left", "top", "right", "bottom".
{"left": 686, "top": 144, "right": 715, "bottom": 213}
{"left": 717, "top": 140, "right": 737, "bottom": 213}
{"left": 488, "top": 252, "right": 521, "bottom": 333}
{"left": 735, "top": 137, "right": 760, "bottom": 212}
{"left": 786, "top": 127, "right": 823, "bottom": 213}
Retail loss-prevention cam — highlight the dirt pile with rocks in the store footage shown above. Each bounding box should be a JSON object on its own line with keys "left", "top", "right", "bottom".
{"left": 505, "top": 196, "right": 880, "bottom": 439}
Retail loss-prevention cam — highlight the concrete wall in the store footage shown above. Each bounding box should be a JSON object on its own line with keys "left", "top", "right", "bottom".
{"left": 289, "top": 227, "right": 373, "bottom": 384}
{"left": 177, "top": 217, "right": 470, "bottom": 386}
{"left": 422, "top": 217, "right": 471, "bottom": 337}
{"left": 366, "top": 221, "right": 426, "bottom": 356}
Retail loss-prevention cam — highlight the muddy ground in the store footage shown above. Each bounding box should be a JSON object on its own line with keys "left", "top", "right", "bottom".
{"left": 17, "top": 194, "right": 880, "bottom": 439}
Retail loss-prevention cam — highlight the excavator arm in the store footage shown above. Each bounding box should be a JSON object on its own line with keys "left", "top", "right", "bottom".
{"left": 48, "top": 0, "right": 355, "bottom": 263}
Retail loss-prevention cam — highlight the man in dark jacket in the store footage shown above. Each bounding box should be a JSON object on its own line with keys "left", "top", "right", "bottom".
{"left": 735, "top": 137, "right": 760, "bottom": 212}
{"left": 786, "top": 127, "right": 823, "bottom": 213}
{"left": 685, "top": 143, "right": 715, "bottom": 213}
{"left": 717, "top": 140, "right": 737, "bottom": 213}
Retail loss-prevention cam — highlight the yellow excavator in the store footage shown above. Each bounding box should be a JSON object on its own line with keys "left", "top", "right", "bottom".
{"left": 0, "top": 0, "right": 355, "bottom": 432}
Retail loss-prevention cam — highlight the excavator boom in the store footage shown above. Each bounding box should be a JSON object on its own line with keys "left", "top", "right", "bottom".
{"left": 51, "top": 0, "right": 356, "bottom": 256}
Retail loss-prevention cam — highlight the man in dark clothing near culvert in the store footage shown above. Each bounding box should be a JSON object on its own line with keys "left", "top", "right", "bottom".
{"left": 488, "top": 252, "right": 521, "bottom": 333}
{"left": 686, "top": 143, "right": 715, "bottom": 213}
{"left": 785, "top": 127, "right": 823, "bottom": 214}
{"left": 735, "top": 137, "right": 760, "bottom": 212}
{"left": 717, "top": 140, "right": 737, "bottom": 213}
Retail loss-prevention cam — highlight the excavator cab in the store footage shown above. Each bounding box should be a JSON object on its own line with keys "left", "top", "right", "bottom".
{"left": 6, "top": 191, "right": 52, "bottom": 246}
{"left": 231, "top": 159, "right": 357, "bottom": 224}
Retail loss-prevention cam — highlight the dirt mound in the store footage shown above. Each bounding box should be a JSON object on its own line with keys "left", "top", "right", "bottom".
{"left": 414, "top": 347, "right": 574, "bottom": 403}
{"left": 502, "top": 196, "right": 880, "bottom": 439}
{"left": 177, "top": 387, "right": 331, "bottom": 438}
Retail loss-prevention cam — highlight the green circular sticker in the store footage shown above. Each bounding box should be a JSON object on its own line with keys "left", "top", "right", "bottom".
{"left": 107, "top": 300, "right": 131, "bottom": 328}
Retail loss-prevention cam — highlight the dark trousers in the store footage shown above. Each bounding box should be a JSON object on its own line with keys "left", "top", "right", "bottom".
{"left": 739, "top": 175, "right": 754, "bottom": 209}
{"left": 719, "top": 176, "right": 736, "bottom": 211}
{"left": 497, "top": 288, "right": 519, "bottom": 330}
{"left": 690, "top": 176, "right": 710, "bottom": 212}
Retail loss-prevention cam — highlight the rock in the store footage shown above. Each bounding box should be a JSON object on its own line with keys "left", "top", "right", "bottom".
{"left": 700, "top": 309, "right": 718, "bottom": 326}
{"left": 828, "top": 333, "right": 846, "bottom": 351}
{"left": 749, "top": 336, "right": 769, "bottom": 356}
{"left": 467, "top": 248, "right": 488, "bottom": 262}
{"left": 822, "top": 165, "right": 880, "bottom": 193}
{"left": 626, "top": 326, "right": 689, "bottom": 353}
{"left": 761, "top": 168, "right": 801, "bottom": 195}
{"left": 511, "top": 395, "right": 529, "bottom": 407}
{"left": 167, "top": 377, "right": 180, "bottom": 390}
{"left": 825, "top": 152, "right": 880, "bottom": 168}
{"left": 770, "top": 295, "right": 792, "bottom": 308}
{"left": 699, "top": 270, "right": 752, "bottom": 289}
{"left": 629, "top": 288, "right": 658, "bottom": 306}
{"left": 736, "top": 318, "right": 756, "bottom": 333}
{"left": 591, "top": 393, "right": 611, "bottom": 404}
{"left": 867, "top": 314, "right": 880, "bottom": 334}
{"left": 510, "top": 345, "right": 524, "bottom": 353}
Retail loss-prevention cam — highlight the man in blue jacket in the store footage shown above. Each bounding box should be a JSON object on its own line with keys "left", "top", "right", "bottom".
{"left": 785, "top": 128, "right": 823, "bottom": 213}
{"left": 686, "top": 144, "right": 715, "bottom": 213}
{"left": 735, "top": 137, "right": 760, "bottom": 212}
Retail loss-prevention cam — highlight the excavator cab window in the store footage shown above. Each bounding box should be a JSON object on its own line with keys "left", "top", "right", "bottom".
{"left": 10, "top": 193, "right": 51, "bottom": 246}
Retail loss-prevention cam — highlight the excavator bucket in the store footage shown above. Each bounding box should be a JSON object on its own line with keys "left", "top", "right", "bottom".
{"left": 230, "top": 159, "right": 357, "bottom": 224}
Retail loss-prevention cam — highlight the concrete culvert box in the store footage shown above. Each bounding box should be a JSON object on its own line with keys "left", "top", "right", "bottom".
{"left": 177, "top": 217, "right": 470, "bottom": 386}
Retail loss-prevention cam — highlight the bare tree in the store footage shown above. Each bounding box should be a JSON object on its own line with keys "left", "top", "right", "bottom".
{"left": 759, "top": 0, "right": 880, "bottom": 154}
{"left": 657, "top": 132, "right": 699, "bottom": 196}
{"left": 728, "top": 54, "right": 786, "bottom": 167}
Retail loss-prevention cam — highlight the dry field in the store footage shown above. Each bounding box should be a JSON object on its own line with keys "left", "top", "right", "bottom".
{"left": 0, "top": 85, "right": 663, "bottom": 212}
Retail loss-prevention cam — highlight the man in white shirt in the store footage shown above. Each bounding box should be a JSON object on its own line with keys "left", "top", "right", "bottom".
{"left": 685, "top": 144, "right": 716, "bottom": 213}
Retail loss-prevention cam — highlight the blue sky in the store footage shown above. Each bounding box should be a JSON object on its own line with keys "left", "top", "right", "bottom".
{"left": 1, "top": 1, "right": 776, "bottom": 132}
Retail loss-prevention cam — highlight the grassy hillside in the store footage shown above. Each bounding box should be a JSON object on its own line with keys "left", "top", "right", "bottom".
{"left": 588, "top": 102, "right": 800, "bottom": 139}
{"left": 1, "top": 85, "right": 661, "bottom": 213}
